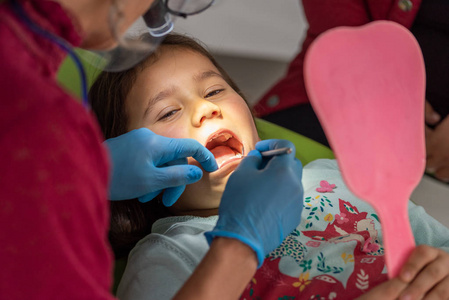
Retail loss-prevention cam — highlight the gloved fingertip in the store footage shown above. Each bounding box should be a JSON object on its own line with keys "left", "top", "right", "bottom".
{"left": 187, "top": 166, "right": 203, "bottom": 182}
{"left": 138, "top": 191, "right": 160, "bottom": 203}
{"left": 162, "top": 196, "right": 176, "bottom": 207}
{"left": 255, "top": 139, "right": 295, "bottom": 154}
{"left": 246, "top": 149, "right": 262, "bottom": 158}
{"left": 203, "top": 156, "right": 218, "bottom": 172}
{"left": 210, "top": 160, "right": 219, "bottom": 172}
{"left": 162, "top": 186, "right": 185, "bottom": 207}
{"left": 138, "top": 195, "right": 151, "bottom": 203}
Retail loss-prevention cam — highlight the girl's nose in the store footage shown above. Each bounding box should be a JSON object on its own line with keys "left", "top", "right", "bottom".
{"left": 192, "top": 99, "right": 222, "bottom": 127}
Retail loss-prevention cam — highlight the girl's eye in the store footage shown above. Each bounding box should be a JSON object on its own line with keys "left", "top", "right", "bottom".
{"left": 157, "top": 109, "right": 180, "bottom": 121}
{"left": 205, "top": 89, "right": 224, "bottom": 98}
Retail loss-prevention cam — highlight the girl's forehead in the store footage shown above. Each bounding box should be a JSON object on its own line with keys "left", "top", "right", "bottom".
{"left": 139, "top": 48, "right": 218, "bottom": 81}
{"left": 129, "top": 48, "right": 223, "bottom": 100}
{"left": 158, "top": 46, "right": 212, "bottom": 65}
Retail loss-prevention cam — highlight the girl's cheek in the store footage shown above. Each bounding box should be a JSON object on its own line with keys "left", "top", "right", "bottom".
{"left": 234, "top": 98, "right": 253, "bottom": 115}
{"left": 148, "top": 122, "right": 187, "bottom": 139}
{"left": 162, "top": 128, "right": 186, "bottom": 139}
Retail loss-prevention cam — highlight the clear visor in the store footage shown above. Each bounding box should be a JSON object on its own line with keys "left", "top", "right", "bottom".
{"left": 79, "top": 0, "right": 215, "bottom": 72}
{"left": 79, "top": 0, "right": 189, "bottom": 72}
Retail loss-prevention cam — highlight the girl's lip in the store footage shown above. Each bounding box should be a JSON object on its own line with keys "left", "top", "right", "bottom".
{"left": 210, "top": 156, "right": 242, "bottom": 176}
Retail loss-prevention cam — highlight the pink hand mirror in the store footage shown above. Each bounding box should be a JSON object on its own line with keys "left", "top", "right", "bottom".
{"left": 304, "top": 21, "right": 426, "bottom": 278}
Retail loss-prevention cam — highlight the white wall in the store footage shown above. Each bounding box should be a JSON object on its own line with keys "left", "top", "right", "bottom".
{"left": 174, "top": 0, "right": 308, "bottom": 62}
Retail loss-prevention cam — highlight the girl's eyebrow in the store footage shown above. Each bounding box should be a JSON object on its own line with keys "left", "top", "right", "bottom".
{"left": 193, "top": 70, "right": 223, "bottom": 82}
{"left": 144, "top": 86, "right": 177, "bottom": 117}
{"left": 143, "top": 70, "right": 223, "bottom": 117}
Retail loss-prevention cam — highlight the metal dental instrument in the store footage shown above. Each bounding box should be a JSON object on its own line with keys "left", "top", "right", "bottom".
{"left": 238, "top": 147, "right": 292, "bottom": 159}
{"left": 260, "top": 147, "right": 292, "bottom": 157}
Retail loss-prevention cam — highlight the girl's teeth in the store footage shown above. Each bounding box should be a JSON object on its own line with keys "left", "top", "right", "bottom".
{"left": 223, "top": 132, "right": 232, "bottom": 140}
{"left": 217, "top": 153, "right": 243, "bottom": 169}
{"left": 208, "top": 132, "right": 233, "bottom": 143}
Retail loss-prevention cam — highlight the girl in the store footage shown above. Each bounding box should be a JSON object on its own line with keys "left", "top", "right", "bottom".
{"left": 89, "top": 33, "right": 449, "bottom": 300}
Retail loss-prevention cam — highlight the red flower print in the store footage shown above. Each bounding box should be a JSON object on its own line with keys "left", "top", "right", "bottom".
{"left": 335, "top": 213, "right": 349, "bottom": 224}
{"left": 306, "top": 240, "right": 321, "bottom": 248}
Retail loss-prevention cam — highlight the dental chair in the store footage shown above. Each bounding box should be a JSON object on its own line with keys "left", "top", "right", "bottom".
{"left": 57, "top": 56, "right": 335, "bottom": 294}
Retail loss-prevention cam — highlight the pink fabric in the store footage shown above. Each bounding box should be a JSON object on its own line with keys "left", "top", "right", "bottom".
{"left": 0, "top": 1, "right": 115, "bottom": 299}
{"left": 241, "top": 199, "right": 388, "bottom": 299}
{"left": 252, "top": 0, "right": 422, "bottom": 117}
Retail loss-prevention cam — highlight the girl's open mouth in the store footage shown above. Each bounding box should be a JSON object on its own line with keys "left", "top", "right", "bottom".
{"left": 205, "top": 129, "right": 244, "bottom": 169}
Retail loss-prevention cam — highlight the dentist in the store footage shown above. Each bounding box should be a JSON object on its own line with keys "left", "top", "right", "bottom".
{"left": 0, "top": 0, "right": 304, "bottom": 299}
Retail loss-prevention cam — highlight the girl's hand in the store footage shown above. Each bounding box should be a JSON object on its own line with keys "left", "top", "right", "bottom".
{"left": 356, "top": 245, "right": 449, "bottom": 300}
{"left": 356, "top": 278, "right": 407, "bottom": 300}
{"left": 398, "top": 245, "right": 449, "bottom": 299}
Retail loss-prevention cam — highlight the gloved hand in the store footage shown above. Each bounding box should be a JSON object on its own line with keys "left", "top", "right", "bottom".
{"left": 105, "top": 128, "right": 218, "bottom": 206}
{"left": 205, "top": 139, "right": 304, "bottom": 267}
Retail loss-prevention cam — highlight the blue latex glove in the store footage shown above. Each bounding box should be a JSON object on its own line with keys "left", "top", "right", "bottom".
{"left": 205, "top": 139, "right": 304, "bottom": 267}
{"left": 105, "top": 128, "right": 218, "bottom": 206}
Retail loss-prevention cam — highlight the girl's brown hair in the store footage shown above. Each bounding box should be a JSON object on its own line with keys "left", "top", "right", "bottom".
{"left": 89, "top": 33, "right": 245, "bottom": 258}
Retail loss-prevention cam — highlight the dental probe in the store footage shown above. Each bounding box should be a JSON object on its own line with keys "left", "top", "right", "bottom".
{"left": 260, "top": 147, "right": 292, "bottom": 157}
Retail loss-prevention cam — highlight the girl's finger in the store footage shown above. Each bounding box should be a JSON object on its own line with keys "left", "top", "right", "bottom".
{"left": 400, "top": 249, "right": 449, "bottom": 300}
{"left": 425, "top": 275, "right": 449, "bottom": 300}
{"left": 356, "top": 278, "right": 406, "bottom": 300}
{"left": 400, "top": 245, "right": 439, "bottom": 283}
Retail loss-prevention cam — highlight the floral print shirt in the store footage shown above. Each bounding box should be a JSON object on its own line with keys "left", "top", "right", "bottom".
{"left": 118, "top": 159, "right": 449, "bottom": 300}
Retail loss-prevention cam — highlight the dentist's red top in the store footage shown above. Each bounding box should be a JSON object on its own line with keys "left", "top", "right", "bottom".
{"left": 0, "top": 1, "right": 114, "bottom": 299}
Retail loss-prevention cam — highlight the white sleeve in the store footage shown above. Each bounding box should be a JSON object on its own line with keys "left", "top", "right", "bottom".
{"left": 408, "top": 201, "right": 449, "bottom": 253}
{"left": 304, "top": 158, "right": 340, "bottom": 171}
{"left": 117, "top": 233, "right": 207, "bottom": 300}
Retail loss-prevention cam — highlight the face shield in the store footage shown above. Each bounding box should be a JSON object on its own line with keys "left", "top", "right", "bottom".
{"left": 79, "top": 0, "right": 215, "bottom": 72}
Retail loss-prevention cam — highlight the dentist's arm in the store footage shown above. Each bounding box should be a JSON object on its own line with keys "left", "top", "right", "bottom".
{"left": 104, "top": 128, "right": 217, "bottom": 206}
{"left": 175, "top": 140, "right": 304, "bottom": 299}
{"left": 173, "top": 237, "right": 258, "bottom": 300}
